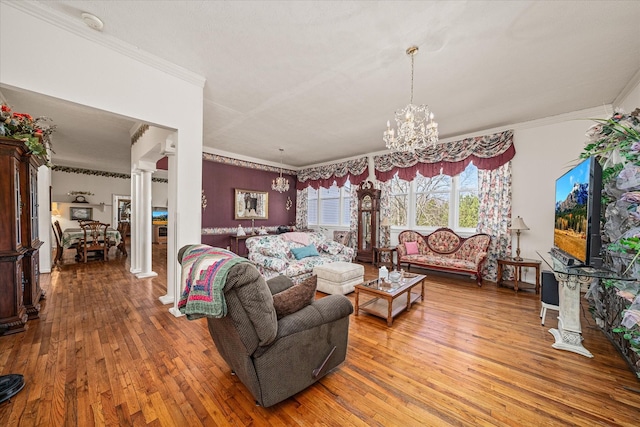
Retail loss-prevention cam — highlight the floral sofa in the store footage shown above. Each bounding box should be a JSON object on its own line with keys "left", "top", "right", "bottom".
{"left": 246, "top": 231, "right": 355, "bottom": 282}
{"left": 396, "top": 228, "right": 491, "bottom": 286}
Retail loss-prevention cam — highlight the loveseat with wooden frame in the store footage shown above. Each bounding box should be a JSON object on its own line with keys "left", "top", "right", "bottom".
{"left": 396, "top": 228, "right": 491, "bottom": 286}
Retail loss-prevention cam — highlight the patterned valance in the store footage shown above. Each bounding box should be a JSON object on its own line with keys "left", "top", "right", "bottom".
{"left": 297, "top": 156, "right": 369, "bottom": 189}
{"left": 374, "top": 130, "right": 515, "bottom": 182}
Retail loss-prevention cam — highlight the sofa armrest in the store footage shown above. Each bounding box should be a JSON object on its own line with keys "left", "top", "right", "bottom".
{"left": 396, "top": 243, "right": 407, "bottom": 258}
{"left": 248, "top": 252, "right": 289, "bottom": 272}
{"left": 474, "top": 251, "right": 488, "bottom": 266}
{"left": 274, "top": 295, "right": 353, "bottom": 340}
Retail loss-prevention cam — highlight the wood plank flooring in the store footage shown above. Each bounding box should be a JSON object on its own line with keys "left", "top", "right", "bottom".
{"left": 1, "top": 245, "right": 639, "bottom": 426}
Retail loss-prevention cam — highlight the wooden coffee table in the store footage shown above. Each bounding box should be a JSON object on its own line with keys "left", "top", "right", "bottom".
{"left": 354, "top": 273, "right": 426, "bottom": 326}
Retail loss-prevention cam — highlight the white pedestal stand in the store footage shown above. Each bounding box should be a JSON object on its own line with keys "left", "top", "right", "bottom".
{"left": 549, "top": 272, "right": 594, "bottom": 358}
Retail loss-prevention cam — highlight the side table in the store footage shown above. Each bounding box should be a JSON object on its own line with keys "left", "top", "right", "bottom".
{"left": 497, "top": 257, "right": 541, "bottom": 293}
{"left": 373, "top": 246, "right": 396, "bottom": 268}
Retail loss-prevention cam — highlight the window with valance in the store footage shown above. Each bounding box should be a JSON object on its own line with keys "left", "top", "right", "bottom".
{"left": 296, "top": 156, "right": 369, "bottom": 190}
{"left": 374, "top": 130, "right": 515, "bottom": 181}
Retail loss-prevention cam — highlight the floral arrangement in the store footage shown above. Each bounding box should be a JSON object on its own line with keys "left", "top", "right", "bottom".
{"left": 582, "top": 109, "right": 640, "bottom": 174}
{"left": 582, "top": 108, "right": 640, "bottom": 374}
{"left": 0, "top": 102, "right": 55, "bottom": 159}
{"left": 582, "top": 108, "right": 640, "bottom": 272}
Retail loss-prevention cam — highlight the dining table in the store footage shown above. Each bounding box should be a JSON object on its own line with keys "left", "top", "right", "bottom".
{"left": 61, "top": 227, "right": 122, "bottom": 249}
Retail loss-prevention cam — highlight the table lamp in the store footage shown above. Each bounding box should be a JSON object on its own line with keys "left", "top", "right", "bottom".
{"left": 510, "top": 216, "right": 529, "bottom": 261}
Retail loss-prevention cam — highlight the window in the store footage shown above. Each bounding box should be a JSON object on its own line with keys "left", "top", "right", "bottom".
{"left": 307, "top": 181, "right": 352, "bottom": 227}
{"left": 390, "top": 163, "right": 479, "bottom": 231}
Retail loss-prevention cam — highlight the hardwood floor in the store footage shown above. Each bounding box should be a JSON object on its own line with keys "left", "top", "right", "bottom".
{"left": 1, "top": 245, "right": 639, "bottom": 426}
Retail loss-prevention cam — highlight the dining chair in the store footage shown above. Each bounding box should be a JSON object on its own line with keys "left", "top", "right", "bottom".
{"left": 54, "top": 220, "right": 80, "bottom": 264}
{"left": 77, "top": 221, "right": 110, "bottom": 263}
{"left": 116, "top": 221, "right": 129, "bottom": 256}
{"left": 52, "top": 222, "right": 63, "bottom": 265}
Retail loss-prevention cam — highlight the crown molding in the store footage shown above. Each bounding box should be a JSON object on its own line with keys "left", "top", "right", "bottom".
{"left": 5, "top": 1, "right": 206, "bottom": 88}
{"left": 202, "top": 146, "right": 297, "bottom": 171}
{"left": 613, "top": 68, "right": 640, "bottom": 108}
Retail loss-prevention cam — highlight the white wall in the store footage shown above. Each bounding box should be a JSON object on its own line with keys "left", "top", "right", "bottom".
{"left": 1, "top": 4, "right": 204, "bottom": 308}
{"left": 50, "top": 170, "right": 167, "bottom": 232}
{"left": 510, "top": 107, "right": 610, "bottom": 266}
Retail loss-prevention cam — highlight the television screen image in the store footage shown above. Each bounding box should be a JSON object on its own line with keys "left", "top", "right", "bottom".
{"left": 553, "top": 157, "right": 602, "bottom": 266}
{"left": 152, "top": 207, "right": 168, "bottom": 225}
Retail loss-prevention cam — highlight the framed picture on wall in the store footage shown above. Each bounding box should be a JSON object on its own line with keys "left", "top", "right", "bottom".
{"left": 234, "top": 189, "right": 268, "bottom": 220}
{"left": 70, "top": 207, "right": 93, "bottom": 221}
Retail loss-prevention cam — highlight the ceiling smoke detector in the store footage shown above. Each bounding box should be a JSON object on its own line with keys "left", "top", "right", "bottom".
{"left": 81, "top": 12, "right": 104, "bottom": 31}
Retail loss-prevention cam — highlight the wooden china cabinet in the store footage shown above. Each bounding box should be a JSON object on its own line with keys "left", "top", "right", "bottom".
{"left": 21, "top": 143, "right": 45, "bottom": 320}
{"left": 0, "top": 137, "right": 44, "bottom": 335}
{"left": 355, "top": 181, "right": 381, "bottom": 264}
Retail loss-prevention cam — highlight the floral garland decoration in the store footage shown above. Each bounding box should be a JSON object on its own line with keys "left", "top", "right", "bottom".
{"left": 0, "top": 103, "right": 56, "bottom": 160}
{"left": 582, "top": 108, "right": 640, "bottom": 363}
{"left": 582, "top": 108, "right": 640, "bottom": 273}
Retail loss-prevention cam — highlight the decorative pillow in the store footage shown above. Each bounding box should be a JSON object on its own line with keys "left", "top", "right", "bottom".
{"left": 266, "top": 274, "right": 294, "bottom": 295}
{"left": 290, "top": 244, "right": 320, "bottom": 260}
{"left": 321, "top": 240, "right": 343, "bottom": 255}
{"left": 405, "top": 241, "right": 419, "bottom": 255}
{"left": 272, "top": 275, "right": 317, "bottom": 319}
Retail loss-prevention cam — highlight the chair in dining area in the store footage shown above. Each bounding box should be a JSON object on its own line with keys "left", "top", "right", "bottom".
{"left": 77, "top": 221, "right": 111, "bottom": 263}
{"left": 52, "top": 222, "right": 63, "bottom": 265}
{"left": 116, "top": 221, "right": 129, "bottom": 256}
{"left": 53, "top": 220, "right": 78, "bottom": 265}
{"left": 107, "top": 221, "right": 129, "bottom": 256}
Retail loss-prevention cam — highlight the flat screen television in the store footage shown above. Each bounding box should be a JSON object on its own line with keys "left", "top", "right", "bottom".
{"left": 152, "top": 207, "right": 168, "bottom": 225}
{"left": 553, "top": 157, "right": 602, "bottom": 267}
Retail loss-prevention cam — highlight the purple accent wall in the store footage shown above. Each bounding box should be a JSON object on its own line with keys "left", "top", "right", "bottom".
{"left": 201, "top": 160, "right": 296, "bottom": 248}
{"left": 156, "top": 157, "right": 168, "bottom": 170}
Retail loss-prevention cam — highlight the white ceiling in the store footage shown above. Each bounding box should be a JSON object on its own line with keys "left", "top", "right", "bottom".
{"left": 2, "top": 1, "right": 640, "bottom": 172}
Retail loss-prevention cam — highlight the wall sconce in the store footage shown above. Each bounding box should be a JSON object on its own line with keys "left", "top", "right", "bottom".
{"left": 201, "top": 190, "right": 208, "bottom": 210}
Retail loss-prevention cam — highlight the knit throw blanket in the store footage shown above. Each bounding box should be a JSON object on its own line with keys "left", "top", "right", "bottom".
{"left": 178, "top": 245, "right": 249, "bottom": 320}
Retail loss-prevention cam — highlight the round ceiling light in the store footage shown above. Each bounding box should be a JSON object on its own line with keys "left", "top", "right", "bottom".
{"left": 81, "top": 12, "right": 104, "bottom": 31}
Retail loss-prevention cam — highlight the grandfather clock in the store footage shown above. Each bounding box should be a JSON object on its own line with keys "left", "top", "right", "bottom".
{"left": 356, "top": 181, "right": 381, "bottom": 263}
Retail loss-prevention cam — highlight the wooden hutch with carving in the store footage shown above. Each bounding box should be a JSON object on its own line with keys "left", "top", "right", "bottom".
{"left": 355, "top": 181, "right": 381, "bottom": 263}
{"left": 0, "top": 137, "right": 44, "bottom": 335}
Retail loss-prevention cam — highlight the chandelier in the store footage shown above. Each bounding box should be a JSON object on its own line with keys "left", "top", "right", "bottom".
{"left": 383, "top": 46, "right": 438, "bottom": 152}
{"left": 272, "top": 148, "right": 290, "bottom": 193}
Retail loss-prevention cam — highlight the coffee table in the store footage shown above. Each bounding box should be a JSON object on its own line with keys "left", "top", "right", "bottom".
{"left": 354, "top": 273, "right": 426, "bottom": 326}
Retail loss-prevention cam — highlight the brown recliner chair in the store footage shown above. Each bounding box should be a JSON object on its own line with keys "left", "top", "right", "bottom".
{"left": 178, "top": 248, "right": 353, "bottom": 407}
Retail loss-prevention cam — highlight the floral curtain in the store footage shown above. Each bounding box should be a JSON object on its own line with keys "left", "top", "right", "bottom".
{"left": 476, "top": 162, "right": 513, "bottom": 281}
{"left": 374, "top": 130, "right": 514, "bottom": 182}
{"left": 296, "top": 188, "right": 308, "bottom": 229}
{"left": 379, "top": 181, "right": 392, "bottom": 263}
{"left": 297, "top": 156, "right": 369, "bottom": 190}
{"left": 349, "top": 185, "right": 359, "bottom": 249}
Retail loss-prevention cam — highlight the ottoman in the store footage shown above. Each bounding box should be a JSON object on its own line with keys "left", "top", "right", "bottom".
{"left": 313, "top": 261, "right": 364, "bottom": 295}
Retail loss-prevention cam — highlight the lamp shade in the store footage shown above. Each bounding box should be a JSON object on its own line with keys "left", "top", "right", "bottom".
{"left": 510, "top": 216, "right": 529, "bottom": 231}
{"left": 380, "top": 217, "right": 390, "bottom": 227}
{"left": 51, "top": 209, "right": 61, "bottom": 217}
